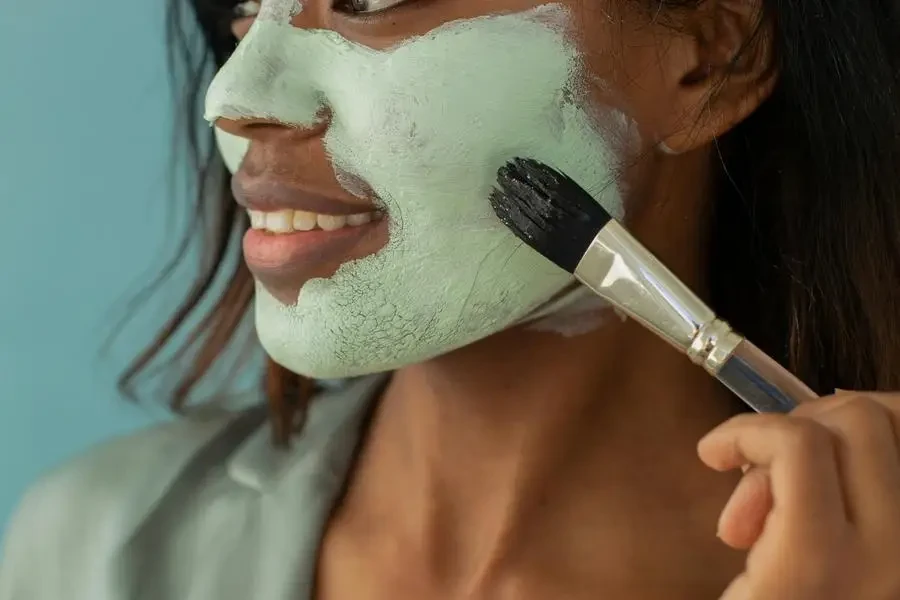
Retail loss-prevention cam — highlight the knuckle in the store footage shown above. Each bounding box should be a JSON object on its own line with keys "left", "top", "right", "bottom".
{"left": 793, "top": 396, "right": 840, "bottom": 417}
{"left": 781, "top": 418, "right": 833, "bottom": 458}
{"left": 832, "top": 396, "right": 888, "bottom": 432}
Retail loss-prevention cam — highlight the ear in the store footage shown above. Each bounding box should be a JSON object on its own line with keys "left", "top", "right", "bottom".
{"left": 657, "top": 0, "right": 776, "bottom": 153}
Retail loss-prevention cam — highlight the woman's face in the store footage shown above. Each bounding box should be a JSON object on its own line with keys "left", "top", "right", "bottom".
{"left": 206, "top": 0, "right": 755, "bottom": 378}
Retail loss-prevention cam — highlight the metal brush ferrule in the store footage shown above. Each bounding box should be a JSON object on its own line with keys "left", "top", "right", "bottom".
{"left": 573, "top": 221, "right": 732, "bottom": 369}
{"left": 686, "top": 319, "right": 743, "bottom": 374}
{"left": 573, "top": 221, "right": 816, "bottom": 412}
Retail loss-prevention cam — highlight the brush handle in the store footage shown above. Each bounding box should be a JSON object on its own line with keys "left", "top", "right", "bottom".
{"left": 715, "top": 340, "right": 818, "bottom": 413}
{"left": 574, "top": 220, "right": 817, "bottom": 413}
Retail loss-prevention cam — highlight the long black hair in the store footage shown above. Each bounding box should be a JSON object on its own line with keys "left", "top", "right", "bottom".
{"left": 121, "top": 0, "right": 900, "bottom": 444}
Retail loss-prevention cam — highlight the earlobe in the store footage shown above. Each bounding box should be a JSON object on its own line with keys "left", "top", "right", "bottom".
{"left": 656, "top": 0, "right": 776, "bottom": 154}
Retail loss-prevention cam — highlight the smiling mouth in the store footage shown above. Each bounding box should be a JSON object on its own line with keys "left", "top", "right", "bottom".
{"left": 233, "top": 175, "right": 389, "bottom": 303}
{"left": 247, "top": 207, "right": 383, "bottom": 233}
{"left": 242, "top": 211, "right": 389, "bottom": 305}
{"left": 242, "top": 213, "right": 385, "bottom": 272}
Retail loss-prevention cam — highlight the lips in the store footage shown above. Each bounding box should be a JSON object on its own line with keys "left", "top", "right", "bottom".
{"left": 233, "top": 174, "right": 389, "bottom": 304}
{"left": 232, "top": 176, "right": 377, "bottom": 215}
{"left": 242, "top": 223, "right": 385, "bottom": 280}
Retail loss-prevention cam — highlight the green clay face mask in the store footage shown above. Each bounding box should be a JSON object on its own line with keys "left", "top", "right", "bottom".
{"left": 205, "top": 0, "right": 627, "bottom": 378}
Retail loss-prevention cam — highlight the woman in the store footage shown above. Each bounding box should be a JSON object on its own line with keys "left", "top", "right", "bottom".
{"left": 2, "top": 0, "right": 900, "bottom": 597}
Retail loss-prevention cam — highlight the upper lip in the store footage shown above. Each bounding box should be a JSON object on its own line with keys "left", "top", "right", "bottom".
{"left": 231, "top": 176, "right": 377, "bottom": 215}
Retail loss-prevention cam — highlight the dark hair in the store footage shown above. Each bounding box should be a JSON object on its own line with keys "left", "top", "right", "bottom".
{"left": 116, "top": 0, "right": 309, "bottom": 443}
{"left": 696, "top": 0, "right": 900, "bottom": 390}
{"left": 125, "top": 0, "right": 900, "bottom": 444}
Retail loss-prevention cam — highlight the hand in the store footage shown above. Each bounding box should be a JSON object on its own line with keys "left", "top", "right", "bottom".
{"left": 698, "top": 392, "right": 900, "bottom": 600}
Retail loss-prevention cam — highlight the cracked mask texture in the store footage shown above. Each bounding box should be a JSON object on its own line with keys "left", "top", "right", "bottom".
{"left": 205, "top": 5, "right": 624, "bottom": 378}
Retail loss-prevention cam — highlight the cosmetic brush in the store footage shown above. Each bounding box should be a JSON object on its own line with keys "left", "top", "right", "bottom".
{"left": 490, "top": 157, "right": 817, "bottom": 413}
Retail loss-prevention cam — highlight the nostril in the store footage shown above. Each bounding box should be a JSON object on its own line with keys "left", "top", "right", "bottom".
{"left": 214, "top": 117, "right": 244, "bottom": 137}
{"left": 215, "top": 116, "right": 330, "bottom": 142}
{"left": 215, "top": 117, "right": 284, "bottom": 137}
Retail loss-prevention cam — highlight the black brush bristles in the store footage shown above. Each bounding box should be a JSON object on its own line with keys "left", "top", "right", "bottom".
{"left": 490, "top": 158, "right": 612, "bottom": 273}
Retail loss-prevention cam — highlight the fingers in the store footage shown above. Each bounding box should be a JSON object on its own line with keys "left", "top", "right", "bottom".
{"left": 699, "top": 413, "right": 847, "bottom": 535}
{"left": 703, "top": 392, "right": 900, "bottom": 600}
{"left": 793, "top": 394, "right": 900, "bottom": 527}
{"left": 717, "top": 466, "right": 772, "bottom": 550}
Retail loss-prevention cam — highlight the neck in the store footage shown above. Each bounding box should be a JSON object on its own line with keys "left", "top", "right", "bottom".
{"left": 331, "top": 152, "right": 745, "bottom": 597}
{"left": 337, "top": 321, "right": 745, "bottom": 595}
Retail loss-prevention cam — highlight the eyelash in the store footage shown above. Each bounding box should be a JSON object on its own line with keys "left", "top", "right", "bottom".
{"left": 333, "top": 0, "right": 408, "bottom": 15}
{"left": 226, "top": 0, "right": 408, "bottom": 28}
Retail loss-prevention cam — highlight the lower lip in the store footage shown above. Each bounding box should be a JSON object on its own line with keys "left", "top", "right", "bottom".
{"left": 242, "top": 219, "right": 386, "bottom": 280}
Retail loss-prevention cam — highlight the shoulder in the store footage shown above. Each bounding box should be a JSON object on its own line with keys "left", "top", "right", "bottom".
{"left": 0, "top": 376, "right": 385, "bottom": 600}
{"left": 0, "top": 403, "right": 265, "bottom": 599}
{"left": 18, "top": 403, "right": 252, "bottom": 514}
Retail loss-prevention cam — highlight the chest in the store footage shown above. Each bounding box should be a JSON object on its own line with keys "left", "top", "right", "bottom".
{"left": 312, "top": 523, "right": 733, "bottom": 600}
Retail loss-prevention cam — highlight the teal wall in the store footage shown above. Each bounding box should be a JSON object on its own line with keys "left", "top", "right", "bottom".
{"left": 0, "top": 0, "right": 193, "bottom": 532}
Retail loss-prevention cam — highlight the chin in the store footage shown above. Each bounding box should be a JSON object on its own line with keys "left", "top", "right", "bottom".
{"left": 254, "top": 301, "right": 466, "bottom": 380}
{"left": 256, "top": 316, "right": 433, "bottom": 380}
{"left": 252, "top": 262, "right": 570, "bottom": 379}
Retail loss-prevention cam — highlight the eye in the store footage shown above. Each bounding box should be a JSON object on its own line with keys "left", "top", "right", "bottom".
{"left": 335, "top": 0, "right": 409, "bottom": 15}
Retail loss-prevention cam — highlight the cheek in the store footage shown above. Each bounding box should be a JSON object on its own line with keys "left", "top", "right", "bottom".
{"left": 209, "top": 4, "right": 634, "bottom": 220}
{"left": 207, "top": 5, "right": 636, "bottom": 375}
{"left": 569, "top": 2, "right": 677, "bottom": 150}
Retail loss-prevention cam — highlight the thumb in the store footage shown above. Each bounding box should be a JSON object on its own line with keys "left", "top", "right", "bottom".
{"left": 717, "top": 467, "right": 772, "bottom": 550}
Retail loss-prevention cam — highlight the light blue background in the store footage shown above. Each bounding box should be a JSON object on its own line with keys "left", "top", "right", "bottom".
{"left": 0, "top": 0, "right": 221, "bottom": 533}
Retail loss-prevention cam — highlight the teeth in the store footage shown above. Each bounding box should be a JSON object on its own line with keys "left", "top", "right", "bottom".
{"left": 266, "top": 210, "right": 294, "bottom": 233}
{"left": 249, "top": 210, "right": 266, "bottom": 229}
{"left": 247, "top": 209, "right": 380, "bottom": 233}
{"left": 293, "top": 211, "right": 317, "bottom": 231}
{"left": 347, "top": 213, "right": 372, "bottom": 226}
{"left": 317, "top": 214, "right": 347, "bottom": 231}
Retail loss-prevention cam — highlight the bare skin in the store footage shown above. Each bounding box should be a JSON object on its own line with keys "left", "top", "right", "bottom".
{"left": 319, "top": 321, "right": 749, "bottom": 599}
{"left": 312, "top": 123, "right": 750, "bottom": 599}
{"left": 219, "top": 1, "right": 900, "bottom": 599}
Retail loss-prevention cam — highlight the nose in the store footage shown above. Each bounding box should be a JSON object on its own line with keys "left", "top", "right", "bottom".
{"left": 206, "top": 0, "right": 330, "bottom": 143}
